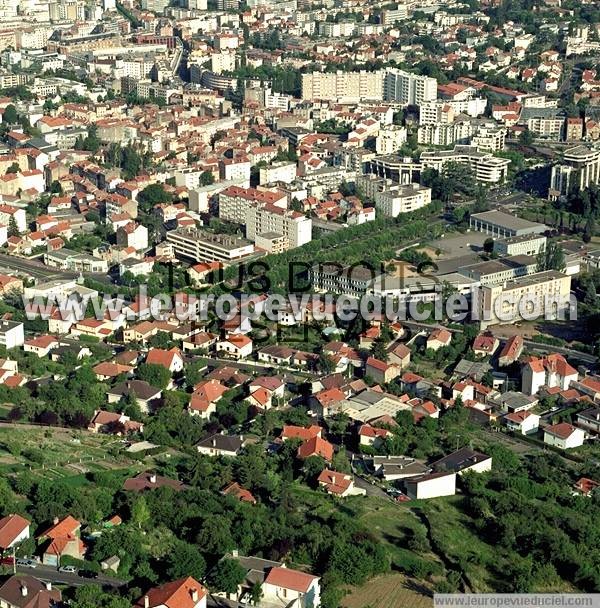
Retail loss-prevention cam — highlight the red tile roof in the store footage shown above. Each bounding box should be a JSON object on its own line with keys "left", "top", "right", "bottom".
{"left": 264, "top": 567, "right": 318, "bottom": 593}
{"left": 135, "top": 577, "right": 207, "bottom": 608}
{"left": 0, "top": 514, "right": 29, "bottom": 550}
{"left": 297, "top": 436, "right": 334, "bottom": 461}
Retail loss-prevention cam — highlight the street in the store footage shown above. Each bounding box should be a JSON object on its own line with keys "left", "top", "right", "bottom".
{"left": 14, "top": 563, "right": 125, "bottom": 588}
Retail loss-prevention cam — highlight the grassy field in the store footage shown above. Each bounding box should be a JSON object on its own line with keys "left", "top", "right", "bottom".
{"left": 342, "top": 573, "right": 434, "bottom": 608}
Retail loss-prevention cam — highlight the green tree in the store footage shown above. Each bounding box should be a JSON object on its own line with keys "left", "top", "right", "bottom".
{"left": 208, "top": 558, "right": 246, "bottom": 594}
{"left": 199, "top": 171, "right": 215, "bottom": 186}
{"left": 136, "top": 363, "right": 171, "bottom": 389}
{"left": 167, "top": 541, "right": 206, "bottom": 580}
{"left": 131, "top": 495, "right": 150, "bottom": 529}
{"left": 519, "top": 129, "right": 534, "bottom": 145}
{"left": 536, "top": 242, "right": 565, "bottom": 272}
{"left": 3, "top": 104, "right": 18, "bottom": 124}
{"left": 137, "top": 183, "right": 172, "bottom": 210}
{"left": 7, "top": 215, "right": 19, "bottom": 237}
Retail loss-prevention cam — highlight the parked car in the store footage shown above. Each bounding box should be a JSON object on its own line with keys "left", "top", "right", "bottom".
{"left": 0, "top": 556, "right": 14, "bottom": 565}
{"left": 16, "top": 558, "right": 36, "bottom": 568}
{"left": 59, "top": 565, "right": 77, "bottom": 573}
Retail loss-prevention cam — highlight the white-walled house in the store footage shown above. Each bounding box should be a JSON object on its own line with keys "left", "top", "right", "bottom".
{"left": 0, "top": 514, "right": 30, "bottom": 550}
{"left": 216, "top": 335, "right": 253, "bottom": 359}
{"left": 405, "top": 471, "right": 456, "bottom": 500}
{"left": 543, "top": 422, "right": 585, "bottom": 449}
{"left": 504, "top": 410, "right": 540, "bottom": 435}
{"left": 262, "top": 566, "right": 321, "bottom": 608}
{"left": 522, "top": 354, "right": 578, "bottom": 395}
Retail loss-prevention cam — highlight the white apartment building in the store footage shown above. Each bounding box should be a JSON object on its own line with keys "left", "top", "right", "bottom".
{"left": 374, "top": 183, "right": 431, "bottom": 217}
{"left": 420, "top": 145, "right": 510, "bottom": 183}
{"left": 166, "top": 228, "right": 255, "bottom": 263}
{"left": 549, "top": 145, "right": 600, "bottom": 199}
{"left": 0, "top": 320, "right": 24, "bottom": 348}
{"left": 246, "top": 204, "right": 312, "bottom": 248}
{"left": 211, "top": 51, "right": 236, "bottom": 74}
{"left": 301, "top": 70, "right": 384, "bottom": 102}
{"left": 220, "top": 158, "right": 251, "bottom": 182}
{"left": 383, "top": 68, "right": 437, "bottom": 105}
{"left": 375, "top": 126, "right": 408, "bottom": 154}
{"left": 478, "top": 270, "right": 572, "bottom": 328}
{"left": 471, "top": 125, "right": 506, "bottom": 153}
{"left": 265, "top": 90, "right": 291, "bottom": 111}
{"left": 219, "top": 186, "right": 288, "bottom": 224}
{"left": 418, "top": 121, "right": 472, "bottom": 146}
{"left": 527, "top": 116, "right": 565, "bottom": 140}
{"left": 259, "top": 162, "right": 297, "bottom": 185}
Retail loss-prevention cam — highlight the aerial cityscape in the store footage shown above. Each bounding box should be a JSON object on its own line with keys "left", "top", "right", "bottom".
{"left": 0, "top": 0, "right": 596, "bottom": 606}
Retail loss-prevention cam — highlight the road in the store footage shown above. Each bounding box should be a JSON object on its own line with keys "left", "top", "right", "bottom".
{"left": 15, "top": 563, "right": 125, "bottom": 588}
{"left": 0, "top": 253, "right": 82, "bottom": 282}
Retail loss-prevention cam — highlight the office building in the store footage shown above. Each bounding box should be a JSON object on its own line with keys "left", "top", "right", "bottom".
{"left": 469, "top": 210, "right": 547, "bottom": 238}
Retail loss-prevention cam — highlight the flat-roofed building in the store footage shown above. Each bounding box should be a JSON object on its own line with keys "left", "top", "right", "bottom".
{"left": 166, "top": 228, "right": 255, "bottom": 263}
{"left": 549, "top": 145, "right": 600, "bottom": 199}
{"left": 374, "top": 183, "right": 431, "bottom": 217}
{"left": 458, "top": 255, "right": 539, "bottom": 286}
{"left": 477, "top": 270, "right": 572, "bottom": 328}
{"left": 494, "top": 234, "right": 547, "bottom": 257}
{"left": 311, "top": 263, "right": 379, "bottom": 297}
{"left": 420, "top": 145, "right": 510, "bottom": 183}
{"left": 469, "top": 209, "right": 547, "bottom": 238}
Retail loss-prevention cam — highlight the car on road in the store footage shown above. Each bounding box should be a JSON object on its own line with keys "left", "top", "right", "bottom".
{"left": 16, "top": 559, "right": 37, "bottom": 568}
{"left": 59, "top": 565, "right": 77, "bottom": 573}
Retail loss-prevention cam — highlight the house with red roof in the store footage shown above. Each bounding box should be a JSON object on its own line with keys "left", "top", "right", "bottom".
{"left": 359, "top": 424, "right": 392, "bottom": 448}
{"left": 263, "top": 566, "right": 321, "bottom": 608}
{"left": 574, "top": 477, "right": 600, "bottom": 497}
{"left": 37, "top": 516, "right": 84, "bottom": 566}
{"left": 297, "top": 436, "right": 334, "bottom": 462}
{"left": 23, "top": 335, "right": 59, "bottom": 358}
{"left": 134, "top": 577, "right": 207, "bottom": 608}
{"left": 365, "top": 357, "right": 400, "bottom": 385}
{"left": 543, "top": 422, "right": 585, "bottom": 449}
{"left": 426, "top": 328, "right": 452, "bottom": 351}
{"left": 216, "top": 334, "right": 253, "bottom": 359}
{"left": 472, "top": 333, "right": 499, "bottom": 357}
{"left": 522, "top": 354, "right": 578, "bottom": 395}
{"left": 317, "top": 469, "right": 366, "bottom": 497}
{"left": 188, "top": 379, "right": 228, "bottom": 418}
{"left": 0, "top": 514, "right": 30, "bottom": 551}
{"left": 498, "top": 335, "right": 523, "bottom": 367}
{"left": 146, "top": 348, "right": 184, "bottom": 374}
{"left": 503, "top": 410, "right": 540, "bottom": 435}
{"left": 221, "top": 482, "right": 257, "bottom": 504}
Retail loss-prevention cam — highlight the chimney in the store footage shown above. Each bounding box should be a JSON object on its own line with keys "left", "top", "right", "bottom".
{"left": 53, "top": 516, "right": 59, "bottom": 525}
{"left": 211, "top": 438, "right": 216, "bottom": 447}
{"left": 21, "top": 584, "right": 28, "bottom": 597}
{"left": 45, "top": 582, "right": 52, "bottom": 591}
{"left": 149, "top": 474, "right": 156, "bottom": 484}
{"left": 144, "top": 595, "right": 150, "bottom": 608}
{"left": 190, "top": 589, "right": 198, "bottom": 602}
